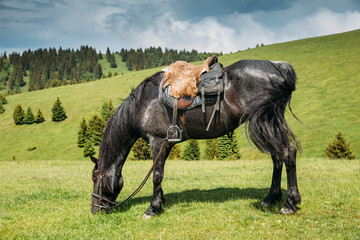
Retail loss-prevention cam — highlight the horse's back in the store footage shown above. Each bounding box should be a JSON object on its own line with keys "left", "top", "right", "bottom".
{"left": 225, "top": 59, "right": 296, "bottom": 90}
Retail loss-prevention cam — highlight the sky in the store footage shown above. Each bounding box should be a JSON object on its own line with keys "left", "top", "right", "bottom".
{"left": 1, "top": 0, "right": 360, "bottom": 54}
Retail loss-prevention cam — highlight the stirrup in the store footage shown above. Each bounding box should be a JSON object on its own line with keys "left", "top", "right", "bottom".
{"left": 167, "top": 125, "right": 182, "bottom": 142}
{"left": 167, "top": 98, "right": 182, "bottom": 142}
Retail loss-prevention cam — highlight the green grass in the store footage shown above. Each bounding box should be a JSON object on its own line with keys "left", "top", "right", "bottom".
{"left": 0, "top": 158, "right": 359, "bottom": 239}
{"left": 0, "top": 30, "right": 359, "bottom": 161}
{"left": 98, "top": 54, "right": 130, "bottom": 76}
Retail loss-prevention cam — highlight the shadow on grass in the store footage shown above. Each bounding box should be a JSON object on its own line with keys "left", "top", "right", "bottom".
{"left": 111, "top": 187, "right": 287, "bottom": 213}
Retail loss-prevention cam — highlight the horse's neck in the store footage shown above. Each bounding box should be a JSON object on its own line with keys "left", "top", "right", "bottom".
{"left": 99, "top": 133, "right": 138, "bottom": 173}
{"left": 99, "top": 104, "right": 139, "bottom": 172}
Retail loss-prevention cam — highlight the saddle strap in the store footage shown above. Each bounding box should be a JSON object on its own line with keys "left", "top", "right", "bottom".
{"left": 172, "top": 98, "right": 178, "bottom": 127}
{"left": 206, "top": 83, "right": 221, "bottom": 131}
{"left": 201, "top": 87, "right": 205, "bottom": 113}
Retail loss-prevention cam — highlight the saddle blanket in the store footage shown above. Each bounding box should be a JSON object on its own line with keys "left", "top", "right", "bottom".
{"left": 159, "top": 75, "right": 217, "bottom": 110}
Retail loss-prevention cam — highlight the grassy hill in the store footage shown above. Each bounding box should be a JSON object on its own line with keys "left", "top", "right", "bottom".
{"left": 98, "top": 54, "right": 130, "bottom": 76}
{"left": 0, "top": 30, "right": 359, "bottom": 161}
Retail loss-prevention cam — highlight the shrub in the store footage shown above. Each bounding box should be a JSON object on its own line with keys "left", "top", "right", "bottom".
{"left": 77, "top": 118, "right": 90, "bottom": 148}
{"left": 101, "top": 99, "right": 115, "bottom": 123}
{"left": 168, "top": 144, "right": 181, "bottom": 160}
{"left": 52, "top": 97, "right": 67, "bottom": 122}
{"left": 27, "top": 146, "right": 37, "bottom": 151}
{"left": 132, "top": 138, "right": 152, "bottom": 160}
{"left": 205, "top": 139, "right": 219, "bottom": 160}
{"left": 83, "top": 139, "right": 95, "bottom": 158}
{"left": 217, "top": 132, "right": 241, "bottom": 160}
{"left": 325, "top": 131, "right": 356, "bottom": 159}
{"left": 0, "top": 101, "right": 4, "bottom": 114}
{"left": 13, "top": 104, "right": 25, "bottom": 125}
{"left": 88, "top": 114, "right": 105, "bottom": 146}
{"left": 35, "top": 108, "right": 45, "bottom": 123}
{"left": 23, "top": 107, "right": 35, "bottom": 124}
{"left": 0, "top": 93, "right": 7, "bottom": 104}
{"left": 182, "top": 139, "right": 200, "bottom": 161}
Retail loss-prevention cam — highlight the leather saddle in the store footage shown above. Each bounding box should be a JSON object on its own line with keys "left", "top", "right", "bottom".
{"left": 159, "top": 56, "right": 224, "bottom": 141}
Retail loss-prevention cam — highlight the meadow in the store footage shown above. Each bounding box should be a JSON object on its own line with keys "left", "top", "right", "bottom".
{"left": 0, "top": 158, "right": 359, "bottom": 239}
{"left": 0, "top": 30, "right": 359, "bottom": 239}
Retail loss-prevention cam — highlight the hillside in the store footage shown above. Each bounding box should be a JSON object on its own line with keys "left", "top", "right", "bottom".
{"left": 0, "top": 30, "right": 359, "bottom": 160}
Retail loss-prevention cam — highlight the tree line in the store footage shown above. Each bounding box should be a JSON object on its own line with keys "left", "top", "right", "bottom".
{"left": 119, "top": 47, "right": 222, "bottom": 71}
{"left": 1, "top": 46, "right": 220, "bottom": 95}
{"left": 0, "top": 46, "right": 103, "bottom": 94}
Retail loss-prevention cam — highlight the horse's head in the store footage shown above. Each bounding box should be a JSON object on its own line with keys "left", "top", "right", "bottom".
{"left": 90, "top": 156, "right": 123, "bottom": 214}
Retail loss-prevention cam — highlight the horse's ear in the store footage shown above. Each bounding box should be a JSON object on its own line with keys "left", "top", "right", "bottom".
{"left": 90, "top": 156, "right": 98, "bottom": 165}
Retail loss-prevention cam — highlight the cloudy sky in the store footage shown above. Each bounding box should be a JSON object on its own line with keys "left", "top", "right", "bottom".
{"left": 1, "top": 0, "right": 360, "bottom": 54}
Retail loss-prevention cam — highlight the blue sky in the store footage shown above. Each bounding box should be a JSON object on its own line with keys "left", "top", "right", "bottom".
{"left": 1, "top": 0, "right": 360, "bottom": 54}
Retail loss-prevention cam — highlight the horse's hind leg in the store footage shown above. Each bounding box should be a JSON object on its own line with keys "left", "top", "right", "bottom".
{"left": 280, "top": 144, "right": 301, "bottom": 214}
{"left": 261, "top": 153, "right": 283, "bottom": 208}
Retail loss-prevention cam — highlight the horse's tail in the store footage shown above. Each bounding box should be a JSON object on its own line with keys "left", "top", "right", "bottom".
{"left": 243, "top": 61, "right": 301, "bottom": 155}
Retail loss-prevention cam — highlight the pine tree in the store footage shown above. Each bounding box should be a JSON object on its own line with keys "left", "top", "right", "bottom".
{"left": 168, "top": 144, "right": 181, "bottom": 160}
{"left": 132, "top": 138, "right": 152, "bottom": 160}
{"left": 110, "top": 54, "right": 117, "bottom": 68}
{"left": 52, "top": 97, "right": 67, "bottom": 122}
{"left": 35, "top": 108, "right": 45, "bottom": 123}
{"left": 23, "top": 107, "right": 35, "bottom": 124}
{"left": 83, "top": 139, "right": 95, "bottom": 157}
{"left": 13, "top": 104, "right": 25, "bottom": 125}
{"left": 205, "top": 139, "right": 219, "bottom": 160}
{"left": 0, "top": 101, "right": 4, "bottom": 114}
{"left": 88, "top": 114, "right": 105, "bottom": 146}
{"left": 182, "top": 139, "right": 200, "bottom": 161}
{"left": 101, "top": 99, "right": 115, "bottom": 122}
{"left": 77, "top": 118, "right": 90, "bottom": 148}
{"left": 325, "top": 131, "right": 356, "bottom": 160}
{"left": 217, "top": 133, "right": 241, "bottom": 160}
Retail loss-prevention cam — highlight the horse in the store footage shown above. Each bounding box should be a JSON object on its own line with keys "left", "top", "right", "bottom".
{"left": 90, "top": 59, "right": 302, "bottom": 218}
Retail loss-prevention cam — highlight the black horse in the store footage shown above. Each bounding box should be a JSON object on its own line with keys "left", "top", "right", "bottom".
{"left": 90, "top": 59, "right": 301, "bottom": 217}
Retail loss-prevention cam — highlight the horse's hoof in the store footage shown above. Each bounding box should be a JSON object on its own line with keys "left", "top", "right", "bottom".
{"left": 260, "top": 201, "right": 274, "bottom": 208}
{"left": 279, "top": 206, "right": 297, "bottom": 215}
{"left": 142, "top": 213, "right": 152, "bottom": 219}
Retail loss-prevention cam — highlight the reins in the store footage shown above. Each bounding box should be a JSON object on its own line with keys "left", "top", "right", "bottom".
{"left": 92, "top": 140, "right": 168, "bottom": 211}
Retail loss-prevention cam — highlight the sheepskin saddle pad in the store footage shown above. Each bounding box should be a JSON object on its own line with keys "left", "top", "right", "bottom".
{"left": 162, "top": 56, "right": 218, "bottom": 99}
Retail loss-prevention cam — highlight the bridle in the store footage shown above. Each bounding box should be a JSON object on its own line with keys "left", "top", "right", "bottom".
{"left": 91, "top": 140, "right": 167, "bottom": 212}
{"left": 92, "top": 174, "right": 117, "bottom": 211}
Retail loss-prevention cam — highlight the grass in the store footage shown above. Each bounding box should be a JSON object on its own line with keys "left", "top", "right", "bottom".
{"left": 1, "top": 30, "right": 359, "bottom": 161}
{"left": 98, "top": 54, "right": 130, "bottom": 76}
{"left": 0, "top": 158, "right": 359, "bottom": 239}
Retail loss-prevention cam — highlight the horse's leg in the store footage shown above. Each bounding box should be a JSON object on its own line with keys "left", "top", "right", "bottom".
{"left": 280, "top": 144, "right": 301, "bottom": 214}
{"left": 261, "top": 153, "right": 283, "bottom": 207}
{"left": 143, "top": 138, "right": 171, "bottom": 218}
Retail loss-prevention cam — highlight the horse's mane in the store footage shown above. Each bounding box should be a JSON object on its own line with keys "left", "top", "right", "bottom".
{"left": 98, "top": 76, "right": 154, "bottom": 170}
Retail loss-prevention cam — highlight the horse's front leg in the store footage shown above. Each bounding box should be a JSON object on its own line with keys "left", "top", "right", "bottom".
{"left": 143, "top": 138, "right": 172, "bottom": 219}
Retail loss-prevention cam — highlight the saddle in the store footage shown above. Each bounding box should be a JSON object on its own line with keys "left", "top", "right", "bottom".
{"left": 160, "top": 57, "right": 225, "bottom": 141}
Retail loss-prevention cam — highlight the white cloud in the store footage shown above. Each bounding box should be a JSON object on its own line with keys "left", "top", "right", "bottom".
{"left": 105, "top": 7, "right": 360, "bottom": 53}
{"left": 280, "top": 8, "right": 360, "bottom": 40}
{"left": 1, "top": 0, "right": 360, "bottom": 53}
{"left": 138, "top": 14, "right": 238, "bottom": 53}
